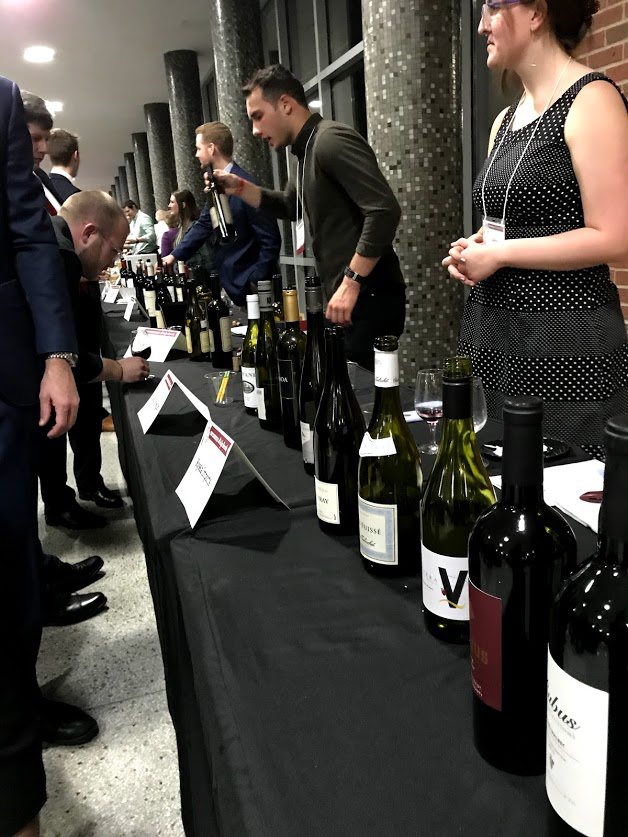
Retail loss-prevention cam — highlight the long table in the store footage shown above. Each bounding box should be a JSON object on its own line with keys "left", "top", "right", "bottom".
{"left": 103, "top": 304, "right": 597, "bottom": 837}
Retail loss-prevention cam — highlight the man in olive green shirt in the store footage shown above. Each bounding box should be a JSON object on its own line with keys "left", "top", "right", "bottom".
{"left": 214, "top": 64, "right": 405, "bottom": 369}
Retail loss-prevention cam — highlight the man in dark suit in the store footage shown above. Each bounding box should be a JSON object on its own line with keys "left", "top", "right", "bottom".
{"left": 163, "top": 121, "right": 281, "bottom": 305}
{"left": 0, "top": 75, "right": 80, "bottom": 837}
{"left": 48, "top": 129, "right": 81, "bottom": 203}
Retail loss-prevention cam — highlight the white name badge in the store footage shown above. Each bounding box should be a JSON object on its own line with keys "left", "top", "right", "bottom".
{"left": 295, "top": 219, "right": 305, "bottom": 255}
{"left": 483, "top": 216, "right": 506, "bottom": 246}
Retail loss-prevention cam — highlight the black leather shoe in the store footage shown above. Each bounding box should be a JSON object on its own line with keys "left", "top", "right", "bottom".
{"left": 43, "top": 590, "right": 108, "bottom": 627}
{"left": 79, "top": 483, "right": 124, "bottom": 509}
{"left": 47, "top": 555, "right": 105, "bottom": 595}
{"left": 45, "top": 500, "right": 107, "bottom": 529}
{"left": 41, "top": 699, "right": 99, "bottom": 746}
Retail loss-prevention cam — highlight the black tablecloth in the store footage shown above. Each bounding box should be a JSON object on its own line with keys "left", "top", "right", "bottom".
{"left": 102, "top": 304, "right": 597, "bottom": 837}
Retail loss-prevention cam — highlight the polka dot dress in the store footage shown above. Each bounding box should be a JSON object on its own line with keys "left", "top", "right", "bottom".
{"left": 459, "top": 73, "right": 628, "bottom": 458}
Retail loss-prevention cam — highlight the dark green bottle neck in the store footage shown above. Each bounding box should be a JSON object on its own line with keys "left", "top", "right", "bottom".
{"left": 306, "top": 309, "right": 325, "bottom": 333}
{"left": 501, "top": 420, "right": 544, "bottom": 509}
{"left": 324, "top": 337, "right": 349, "bottom": 386}
{"left": 598, "top": 451, "right": 628, "bottom": 567}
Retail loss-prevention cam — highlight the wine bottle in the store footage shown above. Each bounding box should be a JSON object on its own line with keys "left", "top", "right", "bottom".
{"left": 546, "top": 415, "right": 628, "bottom": 837}
{"left": 165, "top": 263, "right": 177, "bottom": 302}
{"left": 272, "top": 273, "right": 285, "bottom": 330}
{"left": 298, "top": 276, "right": 326, "bottom": 476}
{"left": 421, "top": 357, "right": 495, "bottom": 643}
{"left": 144, "top": 262, "right": 159, "bottom": 329}
{"left": 204, "top": 164, "right": 237, "bottom": 245}
{"left": 357, "top": 336, "right": 423, "bottom": 575}
{"left": 134, "top": 260, "right": 146, "bottom": 313}
{"left": 242, "top": 294, "right": 260, "bottom": 416}
{"left": 119, "top": 257, "right": 128, "bottom": 288}
{"left": 176, "top": 261, "right": 186, "bottom": 303}
{"left": 155, "top": 269, "right": 172, "bottom": 330}
{"left": 278, "top": 289, "right": 307, "bottom": 450}
{"left": 185, "top": 283, "right": 210, "bottom": 362}
{"left": 255, "top": 279, "right": 282, "bottom": 431}
{"left": 468, "top": 396, "right": 577, "bottom": 775}
{"left": 205, "top": 273, "right": 232, "bottom": 369}
{"left": 314, "top": 326, "right": 365, "bottom": 535}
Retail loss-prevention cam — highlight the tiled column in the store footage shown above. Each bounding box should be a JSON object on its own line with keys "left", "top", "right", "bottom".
{"left": 132, "top": 132, "right": 155, "bottom": 217}
{"left": 117, "top": 165, "right": 129, "bottom": 202}
{"left": 125, "top": 152, "right": 140, "bottom": 206}
{"left": 111, "top": 183, "right": 118, "bottom": 204}
{"left": 164, "top": 51, "right": 204, "bottom": 205}
{"left": 207, "top": 0, "right": 272, "bottom": 185}
{"left": 114, "top": 176, "right": 121, "bottom": 204}
{"left": 362, "top": 0, "right": 464, "bottom": 382}
{"left": 144, "top": 103, "right": 178, "bottom": 212}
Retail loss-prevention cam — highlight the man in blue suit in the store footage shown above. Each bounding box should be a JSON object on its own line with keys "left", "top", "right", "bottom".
{"left": 0, "top": 76, "right": 80, "bottom": 837}
{"left": 163, "top": 121, "right": 281, "bottom": 305}
{"left": 48, "top": 129, "right": 81, "bottom": 204}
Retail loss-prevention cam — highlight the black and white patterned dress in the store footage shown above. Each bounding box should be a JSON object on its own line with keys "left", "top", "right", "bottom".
{"left": 459, "top": 72, "right": 628, "bottom": 458}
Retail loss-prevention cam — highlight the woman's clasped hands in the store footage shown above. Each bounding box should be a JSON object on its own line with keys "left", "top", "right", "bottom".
{"left": 442, "top": 230, "right": 504, "bottom": 286}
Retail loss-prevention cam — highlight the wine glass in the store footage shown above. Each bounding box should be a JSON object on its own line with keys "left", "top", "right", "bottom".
{"left": 130, "top": 334, "right": 152, "bottom": 360}
{"left": 414, "top": 369, "right": 443, "bottom": 454}
{"left": 472, "top": 376, "right": 488, "bottom": 434}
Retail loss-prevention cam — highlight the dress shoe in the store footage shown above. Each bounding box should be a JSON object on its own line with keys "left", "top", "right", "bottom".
{"left": 46, "top": 554, "right": 105, "bottom": 595}
{"left": 79, "top": 483, "right": 124, "bottom": 509}
{"left": 102, "top": 415, "right": 115, "bottom": 432}
{"left": 41, "top": 698, "right": 99, "bottom": 746}
{"left": 45, "top": 500, "right": 107, "bottom": 529}
{"left": 43, "top": 590, "right": 108, "bottom": 627}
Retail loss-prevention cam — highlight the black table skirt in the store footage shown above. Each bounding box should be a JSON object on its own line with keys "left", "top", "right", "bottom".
{"left": 102, "top": 303, "right": 597, "bottom": 837}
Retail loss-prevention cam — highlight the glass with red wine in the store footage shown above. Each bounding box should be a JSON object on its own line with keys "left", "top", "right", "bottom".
{"left": 414, "top": 368, "right": 443, "bottom": 454}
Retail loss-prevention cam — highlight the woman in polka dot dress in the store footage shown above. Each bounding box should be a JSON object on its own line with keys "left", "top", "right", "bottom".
{"left": 444, "top": 0, "right": 628, "bottom": 458}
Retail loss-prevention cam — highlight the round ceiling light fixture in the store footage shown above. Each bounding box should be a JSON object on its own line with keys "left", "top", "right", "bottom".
{"left": 24, "top": 45, "right": 56, "bottom": 63}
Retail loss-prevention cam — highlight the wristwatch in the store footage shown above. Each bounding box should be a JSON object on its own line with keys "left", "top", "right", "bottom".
{"left": 46, "top": 352, "right": 78, "bottom": 368}
{"left": 344, "top": 266, "right": 365, "bottom": 285}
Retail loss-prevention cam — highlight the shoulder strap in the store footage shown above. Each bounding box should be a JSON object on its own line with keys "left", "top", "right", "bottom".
{"left": 565, "top": 72, "right": 628, "bottom": 113}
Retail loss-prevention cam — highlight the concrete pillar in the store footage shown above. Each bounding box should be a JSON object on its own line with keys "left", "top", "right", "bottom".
{"left": 124, "top": 152, "right": 140, "bottom": 206}
{"left": 144, "top": 102, "right": 178, "bottom": 211}
{"left": 164, "top": 50, "right": 205, "bottom": 205}
{"left": 132, "top": 132, "right": 155, "bottom": 216}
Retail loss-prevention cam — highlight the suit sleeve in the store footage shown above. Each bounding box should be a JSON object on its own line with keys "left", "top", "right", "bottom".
{"left": 259, "top": 180, "right": 298, "bottom": 221}
{"left": 242, "top": 201, "right": 281, "bottom": 285}
{"left": 6, "top": 83, "right": 77, "bottom": 354}
{"left": 172, "top": 206, "right": 215, "bottom": 263}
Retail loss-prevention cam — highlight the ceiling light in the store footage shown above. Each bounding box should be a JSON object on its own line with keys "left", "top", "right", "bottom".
{"left": 45, "top": 101, "right": 63, "bottom": 116}
{"left": 24, "top": 45, "right": 55, "bottom": 63}
{"left": 309, "top": 99, "right": 322, "bottom": 109}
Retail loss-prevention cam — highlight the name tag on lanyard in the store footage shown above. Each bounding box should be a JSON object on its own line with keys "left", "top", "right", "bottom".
{"left": 295, "top": 219, "right": 305, "bottom": 255}
{"left": 483, "top": 216, "right": 506, "bottom": 246}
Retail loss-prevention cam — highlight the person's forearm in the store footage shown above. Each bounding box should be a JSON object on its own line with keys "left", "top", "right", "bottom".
{"left": 90, "top": 358, "right": 122, "bottom": 383}
{"left": 236, "top": 179, "right": 262, "bottom": 209}
{"left": 349, "top": 254, "right": 380, "bottom": 279}
{"left": 498, "top": 228, "right": 628, "bottom": 272}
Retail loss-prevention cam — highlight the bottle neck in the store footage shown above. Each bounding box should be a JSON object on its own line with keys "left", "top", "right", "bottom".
{"left": 325, "top": 336, "right": 349, "bottom": 386}
{"left": 598, "top": 451, "right": 628, "bottom": 567}
{"left": 439, "top": 378, "right": 477, "bottom": 452}
{"left": 247, "top": 299, "right": 260, "bottom": 321}
{"left": 372, "top": 350, "right": 403, "bottom": 420}
{"left": 500, "top": 419, "right": 544, "bottom": 508}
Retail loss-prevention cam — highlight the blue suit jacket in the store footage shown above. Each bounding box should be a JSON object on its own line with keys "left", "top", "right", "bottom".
{"left": 0, "top": 77, "right": 77, "bottom": 406}
{"left": 50, "top": 172, "right": 81, "bottom": 204}
{"left": 172, "top": 162, "right": 281, "bottom": 305}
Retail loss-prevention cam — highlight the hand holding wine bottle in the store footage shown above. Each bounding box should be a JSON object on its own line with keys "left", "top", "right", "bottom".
{"left": 203, "top": 164, "right": 237, "bottom": 245}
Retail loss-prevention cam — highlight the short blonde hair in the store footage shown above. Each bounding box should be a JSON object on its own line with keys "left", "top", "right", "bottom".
{"left": 195, "top": 121, "right": 234, "bottom": 158}
{"left": 59, "top": 191, "right": 128, "bottom": 236}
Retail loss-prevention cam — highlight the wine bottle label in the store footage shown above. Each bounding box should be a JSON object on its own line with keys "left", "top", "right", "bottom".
{"left": 200, "top": 328, "right": 210, "bottom": 354}
{"left": 279, "top": 359, "right": 295, "bottom": 400}
{"left": 546, "top": 652, "right": 609, "bottom": 837}
{"left": 257, "top": 388, "right": 267, "bottom": 421}
{"left": 145, "top": 290, "right": 157, "bottom": 317}
{"left": 185, "top": 326, "right": 193, "bottom": 355}
{"left": 374, "top": 350, "right": 399, "bottom": 388}
{"left": 242, "top": 367, "right": 257, "bottom": 408}
{"left": 176, "top": 288, "right": 184, "bottom": 303}
{"left": 469, "top": 581, "right": 502, "bottom": 711}
{"left": 300, "top": 421, "right": 314, "bottom": 464}
{"left": 168, "top": 286, "right": 176, "bottom": 303}
{"left": 421, "top": 546, "right": 469, "bottom": 621}
{"left": 220, "top": 193, "right": 234, "bottom": 224}
{"left": 358, "top": 496, "right": 398, "bottom": 564}
{"left": 359, "top": 432, "right": 397, "bottom": 458}
{"left": 156, "top": 310, "right": 166, "bottom": 330}
{"left": 259, "top": 290, "right": 273, "bottom": 311}
{"left": 315, "top": 478, "right": 340, "bottom": 525}
{"left": 210, "top": 206, "right": 219, "bottom": 230}
{"left": 219, "top": 316, "right": 233, "bottom": 351}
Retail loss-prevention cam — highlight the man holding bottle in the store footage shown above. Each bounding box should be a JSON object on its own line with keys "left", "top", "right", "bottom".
{"left": 213, "top": 64, "right": 405, "bottom": 370}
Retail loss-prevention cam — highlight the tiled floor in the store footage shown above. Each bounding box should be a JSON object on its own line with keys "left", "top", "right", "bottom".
{"left": 37, "top": 395, "right": 183, "bottom": 837}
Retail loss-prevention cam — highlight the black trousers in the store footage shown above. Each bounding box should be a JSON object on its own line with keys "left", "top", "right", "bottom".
{"left": 0, "top": 398, "right": 46, "bottom": 834}
{"left": 344, "top": 284, "right": 406, "bottom": 371}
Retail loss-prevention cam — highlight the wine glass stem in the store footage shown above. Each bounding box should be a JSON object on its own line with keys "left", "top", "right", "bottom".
{"left": 429, "top": 421, "right": 437, "bottom": 449}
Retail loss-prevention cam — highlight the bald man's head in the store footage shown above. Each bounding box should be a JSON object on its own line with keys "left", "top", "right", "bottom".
{"left": 59, "top": 191, "right": 129, "bottom": 279}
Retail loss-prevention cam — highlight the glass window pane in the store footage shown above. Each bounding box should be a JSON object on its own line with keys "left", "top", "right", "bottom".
{"left": 288, "top": 0, "right": 317, "bottom": 83}
{"left": 262, "top": 1, "right": 280, "bottom": 66}
{"left": 325, "top": 0, "right": 363, "bottom": 64}
{"left": 331, "top": 66, "right": 367, "bottom": 138}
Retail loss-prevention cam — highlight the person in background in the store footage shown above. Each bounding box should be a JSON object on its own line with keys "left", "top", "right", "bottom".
{"left": 154, "top": 209, "right": 171, "bottom": 253}
{"left": 21, "top": 91, "right": 62, "bottom": 213}
{"left": 163, "top": 122, "right": 281, "bottom": 306}
{"left": 0, "top": 74, "right": 79, "bottom": 837}
{"left": 48, "top": 129, "right": 81, "bottom": 202}
{"left": 122, "top": 200, "right": 156, "bottom": 254}
{"left": 212, "top": 66, "right": 404, "bottom": 368}
{"left": 444, "top": 0, "right": 628, "bottom": 457}
{"left": 162, "top": 189, "right": 214, "bottom": 271}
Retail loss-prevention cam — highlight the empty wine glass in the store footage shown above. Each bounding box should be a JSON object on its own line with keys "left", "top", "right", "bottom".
{"left": 472, "top": 376, "right": 487, "bottom": 434}
{"left": 414, "top": 369, "right": 443, "bottom": 455}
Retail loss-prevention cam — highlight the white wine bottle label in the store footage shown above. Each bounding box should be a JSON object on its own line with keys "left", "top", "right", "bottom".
{"left": 219, "top": 316, "right": 233, "bottom": 351}
{"left": 358, "top": 496, "right": 398, "bottom": 564}
{"left": 421, "top": 546, "right": 469, "bottom": 621}
{"left": 200, "top": 328, "right": 210, "bottom": 354}
{"left": 242, "top": 367, "right": 257, "bottom": 408}
{"left": 279, "top": 359, "right": 295, "bottom": 400}
{"left": 359, "top": 432, "right": 396, "bottom": 458}
{"left": 546, "top": 651, "right": 609, "bottom": 837}
{"left": 168, "top": 286, "right": 176, "bottom": 303}
{"left": 374, "top": 350, "right": 399, "bottom": 388}
{"left": 220, "top": 193, "right": 234, "bottom": 224}
{"left": 144, "top": 290, "right": 157, "bottom": 317}
{"left": 156, "top": 310, "right": 166, "bottom": 330}
{"left": 185, "top": 326, "right": 193, "bottom": 355}
{"left": 315, "top": 478, "right": 340, "bottom": 525}
{"left": 257, "top": 388, "right": 267, "bottom": 420}
{"left": 300, "top": 421, "right": 314, "bottom": 464}
{"left": 176, "top": 288, "right": 184, "bottom": 303}
{"left": 210, "top": 206, "right": 219, "bottom": 230}
{"left": 469, "top": 581, "right": 502, "bottom": 711}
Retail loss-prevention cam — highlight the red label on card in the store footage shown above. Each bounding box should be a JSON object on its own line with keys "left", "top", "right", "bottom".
{"left": 469, "top": 581, "right": 502, "bottom": 711}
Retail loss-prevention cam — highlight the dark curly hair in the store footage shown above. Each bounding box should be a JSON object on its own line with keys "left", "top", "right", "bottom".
{"left": 521, "top": 0, "right": 600, "bottom": 53}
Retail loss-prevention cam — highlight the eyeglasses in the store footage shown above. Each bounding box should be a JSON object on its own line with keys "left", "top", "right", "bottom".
{"left": 481, "top": 0, "right": 521, "bottom": 24}
{"left": 97, "top": 229, "right": 123, "bottom": 259}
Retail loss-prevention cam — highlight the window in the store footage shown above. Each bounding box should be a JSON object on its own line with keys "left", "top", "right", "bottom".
{"left": 262, "top": 1, "right": 280, "bottom": 66}
{"left": 203, "top": 75, "right": 219, "bottom": 122}
{"left": 331, "top": 66, "right": 367, "bottom": 138}
{"left": 325, "top": 0, "right": 362, "bottom": 63}
{"left": 287, "top": 0, "right": 317, "bottom": 83}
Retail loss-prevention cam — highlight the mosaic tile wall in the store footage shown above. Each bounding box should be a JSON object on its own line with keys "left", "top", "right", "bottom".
{"left": 164, "top": 50, "right": 205, "bottom": 206}
{"left": 132, "top": 132, "right": 156, "bottom": 217}
{"left": 124, "top": 152, "right": 140, "bottom": 206}
{"left": 144, "top": 103, "right": 178, "bottom": 212}
{"left": 362, "top": 0, "right": 464, "bottom": 384}
{"left": 207, "top": 0, "right": 273, "bottom": 187}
